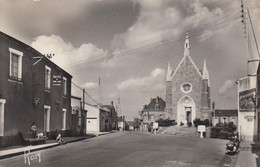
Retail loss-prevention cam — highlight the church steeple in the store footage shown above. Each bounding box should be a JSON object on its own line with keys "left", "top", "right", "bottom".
{"left": 202, "top": 59, "right": 210, "bottom": 87}
{"left": 166, "top": 62, "right": 173, "bottom": 81}
{"left": 184, "top": 31, "right": 190, "bottom": 57}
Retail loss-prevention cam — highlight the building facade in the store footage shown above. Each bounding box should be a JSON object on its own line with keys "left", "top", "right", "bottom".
{"left": 140, "top": 96, "right": 165, "bottom": 130}
{"left": 84, "top": 103, "right": 113, "bottom": 134}
{"left": 103, "top": 101, "right": 118, "bottom": 130}
{"left": 0, "top": 31, "right": 72, "bottom": 147}
{"left": 71, "top": 95, "right": 86, "bottom": 136}
{"left": 211, "top": 109, "right": 238, "bottom": 126}
{"left": 165, "top": 32, "right": 211, "bottom": 126}
{"left": 237, "top": 76, "right": 257, "bottom": 141}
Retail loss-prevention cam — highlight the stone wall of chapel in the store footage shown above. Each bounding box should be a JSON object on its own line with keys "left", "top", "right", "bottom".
{"left": 171, "top": 57, "right": 202, "bottom": 121}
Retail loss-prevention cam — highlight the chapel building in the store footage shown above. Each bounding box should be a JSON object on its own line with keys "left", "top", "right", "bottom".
{"left": 165, "top": 32, "right": 211, "bottom": 125}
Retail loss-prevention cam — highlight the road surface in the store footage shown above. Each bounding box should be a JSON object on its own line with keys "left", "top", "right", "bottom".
{"left": 0, "top": 131, "right": 237, "bottom": 167}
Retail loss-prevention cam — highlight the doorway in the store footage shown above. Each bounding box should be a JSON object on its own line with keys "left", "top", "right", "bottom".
{"left": 185, "top": 107, "right": 192, "bottom": 122}
{"left": 44, "top": 105, "right": 50, "bottom": 132}
{"left": 0, "top": 99, "right": 6, "bottom": 136}
{"left": 177, "top": 96, "right": 196, "bottom": 125}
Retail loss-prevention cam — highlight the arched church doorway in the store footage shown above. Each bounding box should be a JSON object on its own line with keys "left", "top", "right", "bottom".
{"left": 177, "top": 96, "right": 196, "bottom": 125}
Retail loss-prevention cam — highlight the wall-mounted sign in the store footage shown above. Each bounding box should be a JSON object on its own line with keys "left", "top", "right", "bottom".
{"left": 33, "top": 98, "right": 40, "bottom": 105}
{"left": 53, "top": 75, "right": 62, "bottom": 86}
{"left": 239, "top": 89, "right": 256, "bottom": 111}
{"left": 244, "top": 115, "right": 255, "bottom": 122}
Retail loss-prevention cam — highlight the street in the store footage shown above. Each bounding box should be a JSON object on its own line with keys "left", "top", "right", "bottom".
{"left": 0, "top": 131, "right": 237, "bottom": 167}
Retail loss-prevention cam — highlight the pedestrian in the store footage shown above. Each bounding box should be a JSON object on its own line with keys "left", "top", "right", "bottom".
{"left": 56, "top": 134, "right": 65, "bottom": 145}
{"left": 30, "top": 122, "right": 37, "bottom": 136}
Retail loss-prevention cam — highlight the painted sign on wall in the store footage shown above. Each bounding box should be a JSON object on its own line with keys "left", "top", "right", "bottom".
{"left": 239, "top": 89, "right": 255, "bottom": 111}
{"left": 53, "top": 75, "right": 62, "bottom": 86}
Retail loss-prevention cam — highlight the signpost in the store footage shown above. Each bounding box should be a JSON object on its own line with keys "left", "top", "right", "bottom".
{"left": 198, "top": 125, "right": 206, "bottom": 138}
{"left": 153, "top": 122, "right": 158, "bottom": 134}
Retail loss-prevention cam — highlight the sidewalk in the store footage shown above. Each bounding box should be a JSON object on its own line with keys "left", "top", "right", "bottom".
{"left": 0, "top": 131, "right": 114, "bottom": 159}
{"left": 235, "top": 141, "right": 260, "bottom": 167}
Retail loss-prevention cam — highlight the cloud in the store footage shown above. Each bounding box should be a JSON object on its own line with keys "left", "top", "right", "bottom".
{"left": 117, "top": 68, "right": 165, "bottom": 92}
{"left": 81, "top": 82, "right": 98, "bottom": 89}
{"left": 31, "top": 35, "right": 109, "bottom": 70}
{"left": 111, "top": 0, "right": 237, "bottom": 51}
{"left": 218, "top": 80, "right": 234, "bottom": 95}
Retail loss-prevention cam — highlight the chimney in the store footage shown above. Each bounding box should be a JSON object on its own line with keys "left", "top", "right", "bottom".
{"left": 111, "top": 101, "right": 114, "bottom": 106}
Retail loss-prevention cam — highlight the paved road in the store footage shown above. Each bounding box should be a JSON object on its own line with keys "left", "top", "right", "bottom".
{"left": 0, "top": 131, "right": 237, "bottom": 167}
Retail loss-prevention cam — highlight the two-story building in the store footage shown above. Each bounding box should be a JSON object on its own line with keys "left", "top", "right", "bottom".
{"left": 0, "top": 31, "right": 72, "bottom": 147}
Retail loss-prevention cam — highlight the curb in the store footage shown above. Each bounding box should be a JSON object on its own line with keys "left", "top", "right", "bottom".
{"left": 0, "top": 136, "right": 91, "bottom": 160}
{"left": 0, "top": 143, "right": 59, "bottom": 160}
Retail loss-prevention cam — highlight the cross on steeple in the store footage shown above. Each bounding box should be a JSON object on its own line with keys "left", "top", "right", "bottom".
{"left": 184, "top": 31, "right": 190, "bottom": 56}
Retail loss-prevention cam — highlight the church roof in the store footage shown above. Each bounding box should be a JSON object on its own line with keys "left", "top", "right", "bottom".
{"left": 171, "top": 54, "right": 203, "bottom": 79}
{"left": 143, "top": 96, "right": 165, "bottom": 112}
{"left": 171, "top": 32, "right": 203, "bottom": 79}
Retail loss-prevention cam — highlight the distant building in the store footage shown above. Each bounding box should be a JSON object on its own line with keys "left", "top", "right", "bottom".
{"left": 211, "top": 109, "right": 238, "bottom": 126}
{"left": 139, "top": 96, "right": 165, "bottom": 130}
{"left": 0, "top": 31, "right": 72, "bottom": 147}
{"left": 102, "top": 101, "right": 118, "bottom": 130}
{"left": 165, "top": 32, "right": 211, "bottom": 126}
{"left": 71, "top": 95, "right": 86, "bottom": 136}
{"left": 84, "top": 103, "right": 113, "bottom": 134}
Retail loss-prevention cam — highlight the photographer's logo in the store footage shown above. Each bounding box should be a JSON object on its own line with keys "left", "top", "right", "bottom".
{"left": 24, "top": 150, "right": 41, "bottom": 166}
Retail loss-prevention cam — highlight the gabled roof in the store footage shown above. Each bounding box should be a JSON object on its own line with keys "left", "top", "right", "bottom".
{"left": 171, "top": 54, "right": 202, "bottom": 79}
{"left": 0, "top": 31, "right": 72, "bottom": 78}
{"left": 212, "top": 109, "right": 238, "bottom": 117}
{"left": 143, "top": 96, "right": 165, "bottom": 111}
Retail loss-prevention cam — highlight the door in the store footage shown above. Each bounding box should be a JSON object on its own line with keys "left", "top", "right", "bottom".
{"left": 87, "top": 118, "right": 98, "bottom": 133}
{"left": 185, "top": 107, "right": 192, "bottom": 122}
{"left": 44, "top": 106, "right": 50, "bottom": 132}
{"left": 0, "top": 99, "right": 6, "bottom": 136}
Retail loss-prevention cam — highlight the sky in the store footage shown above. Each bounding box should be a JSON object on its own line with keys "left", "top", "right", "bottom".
{"left": 1, "top": 0, "right": 260, "bottom": 120}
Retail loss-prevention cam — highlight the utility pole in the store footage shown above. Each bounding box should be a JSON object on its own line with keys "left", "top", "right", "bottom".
{"left": 98, "top": 77, "right": 102, "bottom": 105}
{"left": 118, "top": 97, "right": 121, "bottom": 116}
{"left": 83, "top": 89, "right": 86, "bottom": 135}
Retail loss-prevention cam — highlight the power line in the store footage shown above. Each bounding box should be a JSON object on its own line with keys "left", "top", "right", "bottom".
{"left": 71, "top": 81, "right": 100, "bottom": 105}
{"left": 62, "top": 6, "right": 242, "bottom": 69}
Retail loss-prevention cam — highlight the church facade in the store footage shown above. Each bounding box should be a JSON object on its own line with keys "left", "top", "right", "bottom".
{"left": 165, "top": 32, "right": 211, "bottom": 126}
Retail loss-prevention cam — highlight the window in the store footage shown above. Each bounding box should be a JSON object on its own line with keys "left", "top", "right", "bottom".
{"left": 44, "top": 105, "right": 51, "bottom": 132}
{"left": 63, "top": 77, "right": 67, "bottom": 96}
{"left": 45, "top": 66, "right": 51, "bottom": 90}
{"left": 181, "top": 83, "right": 192, "bottom": 93}
{"left": 150, "top": 114, "right": 155, "bottom": 121}
{"left": 62, "top": 109, "right": 66, "bottom": 130}
{"left": 0, "top": 99, "right": 6, "bottom": 136}
{"left": 9, "top": 48, "right": 23, "bottom": 81}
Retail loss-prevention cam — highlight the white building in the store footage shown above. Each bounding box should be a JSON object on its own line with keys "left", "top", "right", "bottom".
{"left": 237, "top": 76, "right": 258, "bottom": 141}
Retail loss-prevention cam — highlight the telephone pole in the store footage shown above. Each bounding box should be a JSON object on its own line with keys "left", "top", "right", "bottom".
{"left": 83, "top": 88, "right": 86, "bottom": 135}
{"left": 98, "top": 77, "right": 102, "bottom": 105}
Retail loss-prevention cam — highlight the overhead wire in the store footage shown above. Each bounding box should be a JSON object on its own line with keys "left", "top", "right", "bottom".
{"left": 62, "top": 5, "right": 242, "bottom": 69}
